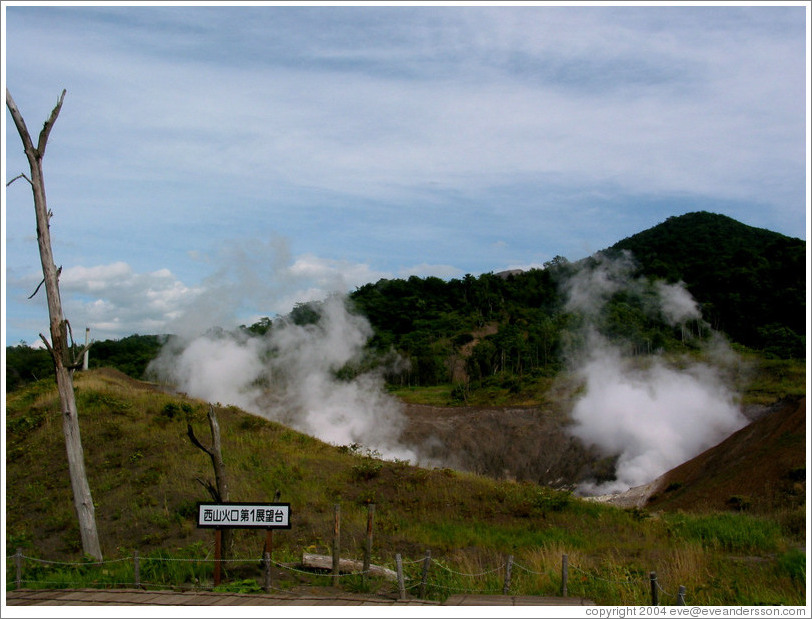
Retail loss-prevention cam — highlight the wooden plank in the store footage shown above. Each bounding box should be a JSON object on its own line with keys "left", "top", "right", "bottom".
{"left": 302, "top": 552, "right": 397, "bottom": 581}
{"left": 5, "top": 588, "right": 589, "bottom": 606}
{"left": 444, "top": 594, "right": 596, "bottom": 606}
{"left": 512, "top": 595, "right": 596, "bottom": 605}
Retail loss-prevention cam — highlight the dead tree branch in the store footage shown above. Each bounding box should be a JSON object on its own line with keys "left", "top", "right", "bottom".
{"left": 37, "top": 90, "right": 66, "bottom": 158}
{"left": 187, "top": 405, "right": 230, "bottom": 502}
{"left": 6, "top": 173, "right": 32, "bottom": 187}
{"left": 6, "top": 88, "right": 102, "bottom": 560}
{"left": 187, "top": 405, "right": 232, "bottom": 559}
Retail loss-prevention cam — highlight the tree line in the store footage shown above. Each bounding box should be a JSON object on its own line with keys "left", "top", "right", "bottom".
{"left": 7, "top": 212, "right": 805, "bottom": 394}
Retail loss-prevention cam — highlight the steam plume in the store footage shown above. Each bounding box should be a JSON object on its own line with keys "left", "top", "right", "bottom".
{"left": 149, "top": 294, "right": 417, "bottom": 461}
{"left": 562, "top": 252, "right": 747, "bottom": 495}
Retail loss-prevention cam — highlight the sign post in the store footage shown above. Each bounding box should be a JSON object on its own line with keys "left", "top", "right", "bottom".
{"left": 214, "top": 529, "right": 222, "bottom": 585}
{"left": 197, "top": 502, "right": 291, "bottom": 586}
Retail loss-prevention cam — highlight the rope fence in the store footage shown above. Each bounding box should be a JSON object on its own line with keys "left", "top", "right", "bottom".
{"left": 6, "top": 503, "right": 689, "bottom": 605}
{"left": 7, "top": 547, "right": 688, "bottom": 604}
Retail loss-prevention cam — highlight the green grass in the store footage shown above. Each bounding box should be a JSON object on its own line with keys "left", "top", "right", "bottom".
{"left": 388, "top": 384, "right": 455, "bottom": 406}
{"left": 663, "top": 512, "right": 783, "bottom": 553}
{"left": 391, "top": 348, "right": 806, "bottom": 409}
{"left": 733, "top": 350, "right": 806, "bottom": 406}
{"left": 5, "top": 368, "right": 806, "bottom": 605}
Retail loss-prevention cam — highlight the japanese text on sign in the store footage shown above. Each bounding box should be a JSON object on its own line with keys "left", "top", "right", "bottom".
{"left": 196, "top": 503, "right": 291, "bottom": 528}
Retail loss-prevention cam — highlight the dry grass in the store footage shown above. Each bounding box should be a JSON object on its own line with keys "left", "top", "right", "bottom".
{"left": 5, "top": 368, "right": 806, "bottom": 605}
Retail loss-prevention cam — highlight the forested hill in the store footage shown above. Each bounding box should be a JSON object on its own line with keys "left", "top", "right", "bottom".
{"left": 608, "top": 211, "right": 806, "bottom": 356}
{"left": 5, "top": 212, "right": 806, "bottom": 392}
{"left": 347, "top": 211, "right": 805, "bottom": 386}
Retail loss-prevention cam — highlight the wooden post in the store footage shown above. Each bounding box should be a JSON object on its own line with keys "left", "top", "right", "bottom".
{"left": 650, "top": 571, "right": 658, "bottom": 606}
{"left": 363, "top": 503, "right": 375, "bottom": 577}
{"left": 264, "top": 529, "right": 274, "bottom": 559}
{"left": 419, "top": 549, "right": 431, "bottom": 599}
{"left": 264, "top": 526, "right": 274, "bottom": 593}
{"left": 264, "top": 551, "right": 271, "bottom": 593}
{"left": 561, "top": 553, "right": 568, "bottom": 597}
{"left": 214, "top": 529, "right": 222, "bottom": 586}
{"left": 133, "top": 551, "right": 140, "bottom": 588}
{"left": 677, "top": 585, "right": 686, "bottom": 606}
{"left": 332, "top": 504, "right": 341, "bottom": 586}
{"left": 15, "top": 548, "right": 22, "bottom": 590}
{"left": 503, "top": 554, "right": 513, "bottom": 595}
{"left": 396, "top": 553, "right": 406, "bottom": 600}
{"left": 83, "top": 327, "right": 89, "bottom": 370}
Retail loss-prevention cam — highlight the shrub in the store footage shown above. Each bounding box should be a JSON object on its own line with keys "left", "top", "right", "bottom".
{"left": 726, "top": 495, "right": 751, "bottom": 512}
{"left": 531, "top": 487, "right": 572, "bottom": 512}
{"left": 351, "top": 456, "right": 384, "bottom": 481}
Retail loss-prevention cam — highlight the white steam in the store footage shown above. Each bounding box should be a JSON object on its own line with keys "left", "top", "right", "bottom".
{"left": 149, "top": 295, "right": 417, "bottom": 461}
{"left": 563, "top": 252, "right": 747, "bottom": 495}
{"left": 569, "top": 332, "right": 745, "bottom": 494}
{"left": 655, "top": 280, "right": 702, "bottom": 325}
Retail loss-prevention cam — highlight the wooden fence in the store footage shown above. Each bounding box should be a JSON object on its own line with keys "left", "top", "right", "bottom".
{"left": 7, "top": 503, "right": 689, "bottom": 605}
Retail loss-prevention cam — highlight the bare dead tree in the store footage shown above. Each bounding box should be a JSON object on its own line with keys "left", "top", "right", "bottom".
{"left": 6, "top": 88, "right": 102, "bottom": 560}
{"left": 188, "top": 405, "right": 232, "bottom": 558}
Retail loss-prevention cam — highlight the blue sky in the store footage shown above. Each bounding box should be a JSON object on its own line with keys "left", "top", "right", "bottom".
{"left": 3, "top": 2, "right": 809, "bottom": 346}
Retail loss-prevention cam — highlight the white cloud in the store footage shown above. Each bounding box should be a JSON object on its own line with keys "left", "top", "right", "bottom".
{"left": 6, "top": 6, "right": 804, "bottom": 207}
{"left": 19, "top": 239, "right": 470, "bottom": 341}
{"left": 4, "top": 5, "right": 806, "bottom": 345}
{"left": 54, "top": 262, "right": 203, "bottom": 339}
{"left": 289, "top": 254, "right": 389, "bottom": 290}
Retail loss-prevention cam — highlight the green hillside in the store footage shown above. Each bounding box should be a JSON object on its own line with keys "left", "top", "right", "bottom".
{"left": 4, "top": 209, "right": 806, "bottom": 603}
{"left": 7, "top": 212, "right": 805, "bottom": 399}
{"left": 4, "top": 369, "right": 806, "bottom": 605}
{"left": 609, "top": 211, "right": 806, "bottom": 357}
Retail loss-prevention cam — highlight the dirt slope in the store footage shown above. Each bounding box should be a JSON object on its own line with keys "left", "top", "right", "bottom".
{"left": 400, "top": 396, "right": 807, "bottom": 516}
{"left": 638, "top": 396, "right": 806, "bottom": 513}
{"left": 400, "top": 403, "right": 613, "bottom": 488}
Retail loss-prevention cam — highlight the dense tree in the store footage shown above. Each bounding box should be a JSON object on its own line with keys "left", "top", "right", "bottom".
{"left": 7, "top": 212, "right": 804, "bottom": 399}
{"left": 609, "top": 211, "right": 805, "bottom": 356}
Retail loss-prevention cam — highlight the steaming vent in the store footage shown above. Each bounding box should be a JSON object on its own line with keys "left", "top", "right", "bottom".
{"left": 147, "top": 250, "right": 749, "bottom": 496}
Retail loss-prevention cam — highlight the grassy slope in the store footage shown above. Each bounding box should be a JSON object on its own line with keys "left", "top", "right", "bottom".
{"left": 4, "top": 367, "right": 807, "bottom": 604}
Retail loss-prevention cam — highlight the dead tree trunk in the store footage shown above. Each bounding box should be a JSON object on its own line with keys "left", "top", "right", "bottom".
{"left": 188, "top": 405, "right": 232, "bottom": 558}
{"left": 5, "top": 88, "right": 102, "bottom": 560}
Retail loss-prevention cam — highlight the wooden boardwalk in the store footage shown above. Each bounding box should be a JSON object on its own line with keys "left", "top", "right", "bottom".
{"left": 5, "top": 588, "right": 594, "bottom": 606}
{"left": 446, "top": 594, "right": 594, "bottom": 605}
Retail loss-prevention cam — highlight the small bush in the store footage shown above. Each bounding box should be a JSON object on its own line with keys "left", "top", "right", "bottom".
{"left": 6, "top": 411, "right": 47, "bottom": 437}
{"left": 726, "top": 495, "right": 751, "bottom": 512}
{"left": 351, "top": 457, "right": 384, "bottom": 481}
{"left": 531, "top": 487, "right": 572, "bottom": 512}
{"left": 159, "top": 402, "right": 193, "bottom": 421}
{"left": 450, "top": 383, "right": 469, "bottom": 403}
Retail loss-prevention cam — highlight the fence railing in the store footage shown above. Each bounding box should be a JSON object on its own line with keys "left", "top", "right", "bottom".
{"left": 8, "top": 503, "right": 692, "bottom": 604}
{"left": 7, "top": 547, "right": 688, "bottom": 605}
